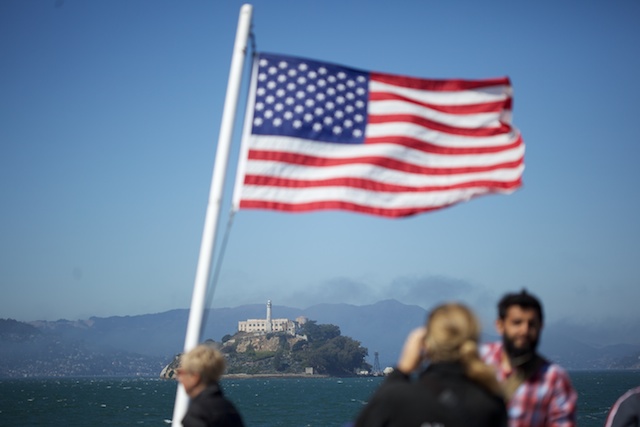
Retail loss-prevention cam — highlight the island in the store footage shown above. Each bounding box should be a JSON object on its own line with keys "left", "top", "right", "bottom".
{"left": 161, "top": 300, "right": 373, "bottom": 378}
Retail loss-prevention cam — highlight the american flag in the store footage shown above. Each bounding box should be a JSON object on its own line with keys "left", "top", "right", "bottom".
{"left": 232, "top": 52, "right": 524, "bottom": 218}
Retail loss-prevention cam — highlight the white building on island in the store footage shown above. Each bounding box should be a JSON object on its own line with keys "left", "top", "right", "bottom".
{"left": 238, "top": 300, "right": 306, "bottom": 336}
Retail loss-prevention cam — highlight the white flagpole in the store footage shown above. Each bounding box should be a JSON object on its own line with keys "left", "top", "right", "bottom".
{"left": 231, "top": 54, "right": 260, "bottom": 211}
{"left": 171, "top": 4, "right": 253, "bottom": 426}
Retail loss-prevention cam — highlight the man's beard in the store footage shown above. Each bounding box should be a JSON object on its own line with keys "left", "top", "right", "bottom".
{"left": 502, "top": 334, "right": 539, "bottom": 367}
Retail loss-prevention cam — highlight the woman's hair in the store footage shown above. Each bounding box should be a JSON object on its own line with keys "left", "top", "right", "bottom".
{"left": 180, "top": 344, "right": 226, "bottom": 385}
{"left": 425, "top": 303, "right": 502, "bottom": 396}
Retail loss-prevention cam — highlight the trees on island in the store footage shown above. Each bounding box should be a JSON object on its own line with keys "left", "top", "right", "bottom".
{"left": 295, "top": 320, "right": 369, "bottom": 376}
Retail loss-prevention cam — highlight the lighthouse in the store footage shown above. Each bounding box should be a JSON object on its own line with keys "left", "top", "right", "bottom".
{"left": 266, "top": 300, "right": 273, "bottom": 332}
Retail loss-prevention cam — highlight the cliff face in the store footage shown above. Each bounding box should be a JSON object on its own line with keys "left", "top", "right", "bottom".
{"left": 231, "top": 332, "right": 306, "bottom": 353}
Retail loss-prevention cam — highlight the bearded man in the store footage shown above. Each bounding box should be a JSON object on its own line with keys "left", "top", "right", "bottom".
{"left": 481, "top": 290, "right": 577, "bottom": 427}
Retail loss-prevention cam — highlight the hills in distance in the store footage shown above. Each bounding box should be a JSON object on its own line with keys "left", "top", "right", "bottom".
{"left": 2, "top": 299, "right": 640, "bottom": 378}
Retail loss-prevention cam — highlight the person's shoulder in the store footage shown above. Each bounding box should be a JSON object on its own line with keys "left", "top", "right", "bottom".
{"left": 539, "top": 358, "right": 570, "bottom": 378}
{"left": 605, "top": 386, "right": 640, "bottom": 427}
{"left": 536, "top": 359, "right": 577, "bottom": 396}
{"left": 198, "top": 384, "right": 240, "bottom": 407}
{"left": 479, "top": 341, "right": 502, "bottom": 361}
{"left": 613, "top": 386, "right": 640, "bottom": 407}
{"left": 374, "top": 373, "right": 415, "bottom": 397}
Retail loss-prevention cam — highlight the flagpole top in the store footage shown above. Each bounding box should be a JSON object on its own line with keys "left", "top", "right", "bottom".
{"left": 241, "top": 4, "right": 253, "bottom": 14}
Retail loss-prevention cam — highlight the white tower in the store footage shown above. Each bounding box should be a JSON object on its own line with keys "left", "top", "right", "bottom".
{"left": 266, "top": 300, "right": 272, "bottom": 332}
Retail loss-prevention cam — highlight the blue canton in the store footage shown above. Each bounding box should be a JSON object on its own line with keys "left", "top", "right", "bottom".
{"left": 251, "top": 53, "right": 369, "bottom": 144}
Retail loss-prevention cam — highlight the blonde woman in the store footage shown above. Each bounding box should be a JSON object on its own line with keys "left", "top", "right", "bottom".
{"left": 177, "top": 344, "right": 245, "bottom": 427}
{"left": 354, "top": 303, "right": 507, "bottom": 427}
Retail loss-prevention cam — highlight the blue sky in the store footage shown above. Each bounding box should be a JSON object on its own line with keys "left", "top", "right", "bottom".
{"left": 2, "top": 1, "right": 639, "bottom": 345}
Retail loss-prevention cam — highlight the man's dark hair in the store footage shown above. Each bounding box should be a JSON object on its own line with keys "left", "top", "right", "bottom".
{"left": 498, "top": 289, "right": 544, "bottom": 323}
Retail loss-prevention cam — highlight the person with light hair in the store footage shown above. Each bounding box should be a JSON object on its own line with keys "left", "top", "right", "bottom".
{"left": 354, "top": 302, "right": 507, "bottom": 427}
{"left": 177, "top": 344, "right": 245, "bottom": 427}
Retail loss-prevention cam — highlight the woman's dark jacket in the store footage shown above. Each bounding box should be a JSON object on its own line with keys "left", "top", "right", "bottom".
{"left": 182, "top": 383, "right": 245, "bottom": 427}
{"left": 354, "top": 362, "right": 507, "bottom": 427}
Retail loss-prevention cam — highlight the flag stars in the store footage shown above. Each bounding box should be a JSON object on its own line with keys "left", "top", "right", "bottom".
{"left": 252, "top": 55, "right": 369, "bottom": 144}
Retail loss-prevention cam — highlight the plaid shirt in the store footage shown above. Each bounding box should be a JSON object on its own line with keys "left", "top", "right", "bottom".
{"left": 481, "top": 342, "right": 577, "bottom": 427}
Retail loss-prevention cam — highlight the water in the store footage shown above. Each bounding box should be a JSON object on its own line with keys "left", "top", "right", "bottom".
{"left": 1, "top": 371, "right": 638, "bottom": 426}
{"left": 572, "top": 370, "right": 640, "bottom": 426}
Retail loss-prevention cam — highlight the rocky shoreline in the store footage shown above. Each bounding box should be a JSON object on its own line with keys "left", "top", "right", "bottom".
{"left": 223, "top": 373, "right": 330, "bottom": 379}
{"left": 162, "top": 372, "right": 331, "bottom": 380}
